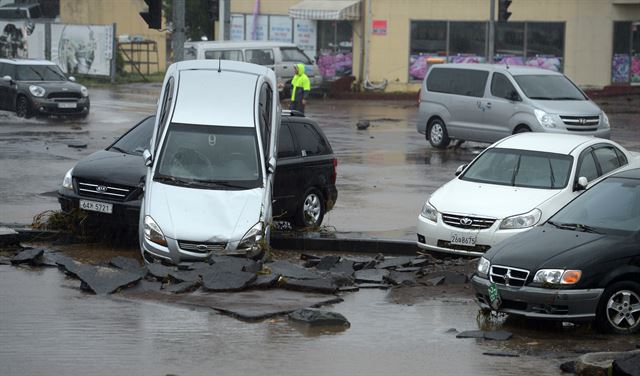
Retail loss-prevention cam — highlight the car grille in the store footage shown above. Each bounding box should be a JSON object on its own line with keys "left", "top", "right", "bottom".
{"left": 489, "top": 265, "right": 530, "bottom": 288}
{"left": 437, "top": 240, "right": 491, "bottom": 254}
{"left": 48, "top": 92, "right": 82, "bottom": 100}
{"left": 76, "top": 180, "right": 135, "bottom": 201}
{"left": 178, "top": 241, "right": 227, "bottom": 254}
{"left": 441, "top": 213, "right": 496, "bottom": 230}
{"left": 559, "top": 115, "right": 599, "bottom": 127}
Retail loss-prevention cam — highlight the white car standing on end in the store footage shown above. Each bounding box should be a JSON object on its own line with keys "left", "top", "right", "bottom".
{"left": 417, "top": 133, "right": 638, "bottom": 257}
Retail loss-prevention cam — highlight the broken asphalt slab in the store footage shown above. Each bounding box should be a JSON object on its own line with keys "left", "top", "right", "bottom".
{"left": 289, "top": 308, "right": 350, "bottom": 327}
{"left": 76, "top": 266, "right": 142, "bottom": 295}
{"left": 267, "top": 260, "right": 322, "bottom": 280}
{"left": 354, "top": 269, "right": 389, "bottom": 283}
{"left": 386, "top": 271, "right": 417, "bottom": 286}
{"left": 10, "top": 248, "right": 44, "bottom": 265}
{"left": 456, "top": 330, "right": 513, "bottom": 341}
{"left": 201, "top": 269, "right": 257, "bottom": 292}
{"left": 282, "top": 278, "right": 338, "bottom": 294}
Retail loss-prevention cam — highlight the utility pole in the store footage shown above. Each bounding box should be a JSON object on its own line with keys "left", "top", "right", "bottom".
{"left": 488, "top": 0, "right": 495, "bottom": 63}
{"left": 173, "top": 0, "right": 186, "bottom": 62}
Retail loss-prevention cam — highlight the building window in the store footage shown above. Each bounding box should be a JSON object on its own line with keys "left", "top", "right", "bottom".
{"left": 612, "top": 21, "right": 640, "bottom": 84}
{"left": 495, "top": 22, "right": 524, "bottom": 64}
{"left": 317, "top": 21, "right": 353, "bottom": 79}
{"left": 525, "top": 22, "right": 564, "bottom": 72}
{"left": 409, "top": 21, "right": 447, "bottom": 81}
{"left": 449, "top": 21, "right": 487, "bottom": 61}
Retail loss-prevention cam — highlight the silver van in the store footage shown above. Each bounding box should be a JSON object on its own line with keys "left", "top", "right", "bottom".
{"left": 139, "top": 59, "right": 280, "bottom": 264}
{"left": 184, "top": 41, "right": 322, "bottom": 93}
{"left": 417, "top": 64, "right": 611, "bottom": 148}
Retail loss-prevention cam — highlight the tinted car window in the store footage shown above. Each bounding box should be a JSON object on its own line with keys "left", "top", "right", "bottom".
{"left": 513, "top": 75, "right": 586, "bottom": 100}
{"left": 593, "top": 146, "right": 622, "bottom": 175}
{"left": 246, "top": 49, "right": 275, "bottom": 65}
{"left": 109, "top": 117, "right": 155, "bottom": 156}
{"left": 491, "top": 72, "right": 517, "bottom": 99}
{"left": 578, "top": 152, "right": 599, "bottom": 181}
{"left": 278, "top": 122, "right": 297, "bottom": 158}
{"left": 204, "top": 50, "right": 243, "bottom": 61}
{"left": 16, "top": 65, "right": 66, "bottom": 81}
{"left": 281, "top": 47, "right": 312, "bottom": 64}
{"left": 615, "top": 148, "right": 628, "bottom": 166}
{"left": 427, "top": 68, "right": 488, "bottom": 97}
{"left": 292, "top": 122, "right": 330, "bottom": 156}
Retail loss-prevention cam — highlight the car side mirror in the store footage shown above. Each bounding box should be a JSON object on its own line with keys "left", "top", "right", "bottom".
{"left": 267, "top": 156, "right": 276, "bottom": 174}
{"left": 2, "top": 75, "right": 12, "bottom": 83}
{"left": 68, "top": 76, "right": 76, "bottom": 82}
{"left": 143, "top": 149, "right": 153, "bottom": 167}
{"left": 574, "top": 176, "right": 588, "bottom": 191}
{"left": 455, "top": 164, "right": 467, "bottom": 176}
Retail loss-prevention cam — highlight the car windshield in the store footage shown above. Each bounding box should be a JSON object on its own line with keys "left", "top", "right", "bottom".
{"left": 513, "top": 74, "right": 586, "bottom": 100}
{"left": 281, "top": 47, "right": 312, "bottom": 64}
{"left": 155, "top": 123, "right": 262, "bottom": 189}
{"left": 108, "top": 116, "right": 155, "bottom": 156}
{"left": 16, "top": 64, "right": 67, "bottom": 81}
{"left": 549, "top": 177, "right": 640, "bottom": 233}
{"left": 460, "top": 148, "right": 573, "bottom": 189}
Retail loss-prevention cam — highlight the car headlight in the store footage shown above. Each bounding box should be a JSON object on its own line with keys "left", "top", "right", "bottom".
{"left": 477, "top": 257, "right": 490, "bottom": 278}
{"left": 499, "top": 208, "right": 542, "bottom": 229}
{"left": 238, "top": 222, "right": 264, "bottom": 251}
{"left": 534, "top": 109, "right": 558, "bottom": 128}
{"left": 80, "top": 85, "right": 89, "bottom": 97}
{"left": 29, "top": 85, "right": 45, "bottom": 97}
{"left": 601, "top": 112, "right": 610, "bottom": 129}
{"left": 62, "top": 168, "right": 73, "bottom": 190}
{"left": 143, "top": 215, "right": 167, "bottom": 246}
{"left": 420, "top": 202, "right": 438, "bottom": 223}
{"left": 533, "top": 269, "right": 582, "bottom": 285}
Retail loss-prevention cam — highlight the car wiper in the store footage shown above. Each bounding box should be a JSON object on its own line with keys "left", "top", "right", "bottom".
{"left": 197, "top": 180, "right": 248, "bottom": 189}
{"left": 552, "top": 97, "right": 581, "bottom": 100}
{"left": 547, "top": 221, "right": 601, "bottom": 234}
{"left": 154, "top": 175, "right": 195, "bottom": 187}
{"left": 110, "top": 146, "right": 129, "bottom": 154}
{"left": 528, "top": 96, "right": 553, "bottom": 100}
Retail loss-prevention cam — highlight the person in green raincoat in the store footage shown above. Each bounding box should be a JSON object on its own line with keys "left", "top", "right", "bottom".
{"left": 290, "top": 63, "right": 310, "bottom": 114}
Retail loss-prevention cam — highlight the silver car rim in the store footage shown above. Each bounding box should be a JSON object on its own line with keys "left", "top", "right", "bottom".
{"left": 430, "top": 123, "right": 443, "bottom": 144}
{"left": 606, "top": 289, "right": 640, "bottom": 331}
{"left": 303, "top": 193, "right": 321, "bottom": 226}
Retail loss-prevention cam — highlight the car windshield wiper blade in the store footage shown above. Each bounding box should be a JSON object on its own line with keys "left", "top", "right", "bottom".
{"left": 547, "top": 221, "right": 601, "bottom": 234}
{"left": 552, "top": 97, "right": 581, "bottom": 100}
{"left": 110, "top": 146, "right": 128, "bottom": 154}
{"left": 154, "top": 175, "right": 195, "bottom": 186}
{"left": 197, "top": 180, "right": 248, "bottom": 189}
{"left": 528, "top": 96, "right": 553, "bottom": 100}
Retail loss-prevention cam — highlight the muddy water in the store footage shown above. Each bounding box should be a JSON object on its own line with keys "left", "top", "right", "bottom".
{"left": 1, "top": 265, "right": 563, "bottom": 376}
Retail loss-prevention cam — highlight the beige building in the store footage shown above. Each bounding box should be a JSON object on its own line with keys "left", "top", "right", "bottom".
{"left": 60, "top": 0, "right": 167, "bottom": 73}
{"left": 224, "top": 0, "right": 640, "bottom": 91}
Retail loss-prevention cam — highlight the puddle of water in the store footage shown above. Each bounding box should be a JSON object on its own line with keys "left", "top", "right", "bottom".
{"left": 0, "top": 266, "right": 563, "bottom": 376}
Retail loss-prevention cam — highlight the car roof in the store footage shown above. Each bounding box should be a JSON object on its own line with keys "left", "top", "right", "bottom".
{"left": 492, "top": 133, "right": 605, "bottom": 155}
{"left": 612, "top": 167, "right": 640, "bottom": 180}
{"left": 184, "top": 40, "right": 298, "bottom": 49}
{"left": 431, "top": 63, "right": 562, "bottom": 76}
{"left": 0, "top": 58, "right": 56, "bottom": 66}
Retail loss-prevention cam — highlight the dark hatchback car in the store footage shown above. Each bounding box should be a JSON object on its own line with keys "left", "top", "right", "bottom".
{"left": 472, "top": 168, "right": 640, "bottom": 334}
{"left": 0, "top": 59, "right": 90, "bottom": 118}
{"left": 58, "top": 111, "right": 337, "bottom": 228}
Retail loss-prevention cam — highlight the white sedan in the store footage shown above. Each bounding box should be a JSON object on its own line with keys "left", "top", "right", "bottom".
{"left": 417, "top": 133, "right": 639, "bottom": 256}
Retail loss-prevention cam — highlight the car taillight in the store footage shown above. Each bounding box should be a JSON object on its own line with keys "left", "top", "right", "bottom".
{"left": 331, "top": 158, "right": 337, "bottom": 184}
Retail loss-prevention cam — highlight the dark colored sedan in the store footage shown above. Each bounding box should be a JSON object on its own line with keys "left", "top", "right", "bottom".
{"left": 472, "top": 167, "right": 640, "bottom": 334}
{"left": 58, "top": 112, "right": 338, "bottom": 229}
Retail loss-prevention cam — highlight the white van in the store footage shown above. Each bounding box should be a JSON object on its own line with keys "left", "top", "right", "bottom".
{"left": 184, "top": 41, "right": 322, "bottom": 93}
{"left": 417, "top": 64, "right": 611, "bottom": 149}
{"left": 139, "top": 59, "right": 280, "bottom": 264}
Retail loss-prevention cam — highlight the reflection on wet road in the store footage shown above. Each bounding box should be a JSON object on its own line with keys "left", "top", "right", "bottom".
{"left": 0, "top": 266, "right": 568, "bottom": 376}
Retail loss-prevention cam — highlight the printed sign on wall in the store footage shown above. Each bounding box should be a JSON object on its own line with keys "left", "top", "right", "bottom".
{"left": 372, "top": 19, "right": 387, "bottom": 36}
{"left": 51, "top": 24, "right": 113, "bottom": 76}
{"left": 269, "top": 15, "right": 293, "bottom": 43}
{"left": 0, "top": 21, "right": 45, "bottom": 59}
{"left": 230, "top": 14, "right": 245, "bottom": 41}
{"left": 245, "top": 14, "right": 268, "bottom": 41}
{"left": 293, "top": 19, "right": 317, "bottom": 60}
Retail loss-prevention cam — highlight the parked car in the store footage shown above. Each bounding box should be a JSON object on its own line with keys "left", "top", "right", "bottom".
{"left": 417, "top": 64, "right": 610, "bottom": 148}
{"left": 416, "top": 133, "right": 637, "bottom": 256}
{"left": 0, "top": 2, "right": 43, "bottom": 19}
{"left": 0, "top": 58, "right": 90, "bottom": 118}
{"left": 471, "top": 167, "right": 640, "bottom": 334}
{"left": 58, "top": 111, "right": 338, "bottom": 230}
{"left": 183, "top": 41, "right": 322, "bottom": 94}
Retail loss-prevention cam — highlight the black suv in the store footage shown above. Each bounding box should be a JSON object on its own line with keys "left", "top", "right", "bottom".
{"left": 0, "top": 59, "right": 90, "bottom": 118}
{"left": 58, "top": 112, "right": 338, "bottom": 228}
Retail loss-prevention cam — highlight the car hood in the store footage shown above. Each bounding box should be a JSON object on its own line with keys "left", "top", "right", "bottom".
{"left": 430, "top": 179, "right": 561, "bottom": 219}
{"left": 24, "top": 80, "right": 84, "bottom": 93}
{"left": 73, "top": 150, "right": 145, "bottom": 187}
{"left": 147, "top": 183, "right": 264, "bottom": 242}
{"left": 532, "top": 99, "right": 601, "bottom": 116}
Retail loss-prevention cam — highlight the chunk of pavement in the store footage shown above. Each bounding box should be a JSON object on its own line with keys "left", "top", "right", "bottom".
{"left": 147, "top": 263, "right": 172, "bottom": 280}
{"left": 76, "top": 266, "right": 142, "bottom": 295}
{"left": 410, "top": 258, "right": 429, "bottom": 267}
{"left": 55, "top": 256, "right": 90, "bottom": 278}
{"left": 316, "top": 255, "right": 341, "bottom": 270}
{"left": 395, "top": 266, "right": 422, "bottom": 273}
{"left": 455, "top": 330, "right": 485, "bottom": 339}
{"left": 329, "top": 260, "right": 355, "bottom": 275}
{"left": 0, "top": 257, "right": 11, "bottom": 265}
{"left": 289, "top": 308, "right": 350, "bottom": 327}
{"left": 356, "top": 120, "right": 370, "bottom": 130}
{"left": 0, "top": 227, "right": 19, "bottom": 247}
{"left": 425, "top": 276, "right": 445, "bottom": 286}
{"left": 356, "top": 283, "right": 391, "bottom": 289}
{"left": 165, "top": 281, "right": 201, "bottom": 294}
{"left": 325, "top": 271, "right": 355, "bottom": 287}
{"left": 376, "top": 256, "right": 414, "bottom": 269}
{"left": 67, "top": 142, "right": 87, "bottom": 149}
{"left": 443, "top": 271, "right": 468, "bottom": 285}
{"left": 482, "top": 351, "right": 519, "bottom": 357}
{"left": 110, "top": 256, "right": 147, "bottom": 278}
{"left": 577, "top": 350, "right": 640, "bottom": 376}
{"left": 267, "top": 260, "right": 321, "bottom": 280}
{"left": 40, "top": 251, "right": 68, "bottom": 267}
{"left": 201, "top": 270, "right": 257, "bottom": 292}
{"left": 300, "top": 254, "right": 321, "bottom": 268}
{"left": 338, "top": 285, "right": 360, "bottom": 292}
{"left": 386, "top": 271, "right": 417, "bottom": 286}
{"left": 210, "top": 255, "right": 259, "bottom": 272}
{"left": 283, "top": 278, "right": 338, "bottom": 294}
{"left": 124, "top": 280, "right": 163, "bottom": 293}
{"left": 613, "top": 352, "right": 640, "bottom": 376}
{"left": 355, "top": 269, "right": 389, "bottom": 283}
{"left": 559, "top": 360, "right": 576, "bottom": 373}
{"left": 168, "top": 269, "right": 201, "bottom": 283}
{"left": 445, "top": 328, "right": 458, "bottom": 334}
{"left": 456, "top": 330, "right": 512, "bottom": 341}
{"left": 250, "top": 273, "right": 280, "bottom": 289}
{"left": 11, "top": 248, "right": 44, "bottom": 265}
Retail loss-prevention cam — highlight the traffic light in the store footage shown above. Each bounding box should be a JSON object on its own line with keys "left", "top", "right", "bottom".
{"left": 140, "top": 0, "right": 162, "bottom": 29}
{"left": 498, "top": 0, "right": 512, "bottom": 22}
{"left": 209, "top": 0, "right": 220, "bottom": 21}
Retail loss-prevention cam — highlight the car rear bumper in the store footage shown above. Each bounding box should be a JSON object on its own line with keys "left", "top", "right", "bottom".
{"left": 471, "top": 275, "right": 603, "bottom": 321}
{"left": 325, "top": 185, "right": 338, "bottom": 211}
{"left": 57, "top": 189, "right": 140, "bottom": 226}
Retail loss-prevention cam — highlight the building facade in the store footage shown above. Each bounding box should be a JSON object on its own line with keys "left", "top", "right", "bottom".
{"left": 223, "top": 0, "right": 640, "bottom": 91}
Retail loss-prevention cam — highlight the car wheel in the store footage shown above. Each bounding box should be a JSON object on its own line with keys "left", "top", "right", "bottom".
{"left": 596, "top": 281, "right": 640, "bottom": 334}
{"left": 427, "top": 119, "right": 450, "bottom": 149}
{"left": 16, "top": 96, "right": 32, "bottom": 118}
{"left": 514, "top": 125, "right": 531, "bottom": 134}
{"left": 294, "top": 188, "right": 325, "bottom": 229}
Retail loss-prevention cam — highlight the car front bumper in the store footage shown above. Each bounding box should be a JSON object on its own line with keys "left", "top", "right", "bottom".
{"left": 58, "top": 188, "right": 141, "bottom": 226}
{"left": 471, "top": 275, "right": 603, "bottom": 321}
{"left": 30, "top": 96, "right": 90, "bottom": 117}
{"left": 141, "top": 235, "right": 259, "bottom": 265}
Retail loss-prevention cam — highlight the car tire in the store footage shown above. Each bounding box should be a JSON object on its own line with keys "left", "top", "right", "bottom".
{"left": 427, "top": 119, "right": 450, "bottom": 149}
{"left": 16, "top": 96, "right": 32, "bottom": 118}
{"left": 596, "top": 281, "right": 640, "bottom": 334}
{"left": 294, "top": 188, "right": 325, "bottom": 229}
{"left": 514, "top": 125, "right": 531, "bottom": 134}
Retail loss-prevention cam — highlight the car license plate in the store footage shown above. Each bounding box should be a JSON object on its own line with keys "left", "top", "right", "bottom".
{"left": 450, "top": 232, "right": 477, "bottom": 246}
{"left": 488, "top": 282, "right": 502, "bottom": 310}
{"left": 79, "top": 200, "right": 113, "bottom": 214}
{"left": 58, "top": 102, "right": 77, "bottom": 108}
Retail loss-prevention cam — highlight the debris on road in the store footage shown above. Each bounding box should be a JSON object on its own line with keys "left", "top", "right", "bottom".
{"left": 289, "top": 308, "right": 350, "bottom": 327}
{"left": 456, "top": 330, "right": 513, "bottom": 341}
{"left": 10, "top": 248, "right": 44, "bottom": 265}
{"left": 576, "top": 350, "right": 640, "bottom": 376}
{"left": 76, "top": 266, "right": 142, "bottom": 295}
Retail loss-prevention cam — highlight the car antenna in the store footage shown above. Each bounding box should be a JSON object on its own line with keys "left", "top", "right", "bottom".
{"left": 218, "top": 58, "right": 221, "bottom": 73}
